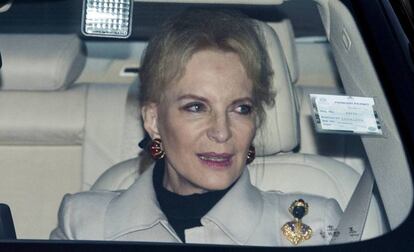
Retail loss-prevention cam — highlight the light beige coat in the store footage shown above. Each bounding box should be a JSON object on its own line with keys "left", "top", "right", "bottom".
{"left": 50, "top": 166, "right": 342, "bottom": 246}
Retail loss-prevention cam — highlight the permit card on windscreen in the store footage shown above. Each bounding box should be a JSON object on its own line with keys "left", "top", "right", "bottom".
{"left": 310, "top": 94, "right": 383, "bottom": 135}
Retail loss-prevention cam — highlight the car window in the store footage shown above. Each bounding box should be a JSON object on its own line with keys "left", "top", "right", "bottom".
{"left": 0, "top": 0, "right": 413, "bottom": 250}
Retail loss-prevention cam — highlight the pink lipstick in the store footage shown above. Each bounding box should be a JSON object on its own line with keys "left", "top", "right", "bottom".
{"left": 197, "top": 152, "right": 233, "bottom": 169}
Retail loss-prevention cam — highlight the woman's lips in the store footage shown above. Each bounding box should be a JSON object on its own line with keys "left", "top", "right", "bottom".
{"left": 197, "top": 152, "right": 233, "bottom": 169}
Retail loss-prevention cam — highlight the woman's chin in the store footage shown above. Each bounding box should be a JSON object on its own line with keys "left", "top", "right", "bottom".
{"left": 193, "top": 156, "right": 244, "bottom": 191}
{"left": 198, "top": 172, "right": 241, "bottom": 192}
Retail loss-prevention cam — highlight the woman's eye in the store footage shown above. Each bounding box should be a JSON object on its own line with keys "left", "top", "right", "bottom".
{"left": 182, "top": 102, "right": 206, "bottom": 113}
{"left": 235, "top": 104, "right": 253, "bottom": 115}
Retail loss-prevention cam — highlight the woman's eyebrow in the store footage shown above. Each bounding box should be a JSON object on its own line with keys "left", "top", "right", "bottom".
{"left": 231, "top": 97, "right": 254, "bottom": 105}
{"left": 176, "top": 94, "right": 209, "bottom": 103}
{"left": 177, "top": 95, "right": 253, "bottom": 105}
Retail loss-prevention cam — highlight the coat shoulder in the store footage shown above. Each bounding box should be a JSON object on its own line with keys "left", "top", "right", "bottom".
{"left": 50, "top": 190, "right": 123, "bottom": 240}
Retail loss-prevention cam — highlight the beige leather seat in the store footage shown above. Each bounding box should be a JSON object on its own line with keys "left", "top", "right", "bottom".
{"left": 0, "top": 34, "right": 140, "bottom": 238}
{"left": 268, "top": 17, "right": 370, "bottom": 175}
{"left": 0, "top": 34, "right": 87, "bottom": 238}
{"left": 92, "top": 21, "right": 387, "bottom": 241}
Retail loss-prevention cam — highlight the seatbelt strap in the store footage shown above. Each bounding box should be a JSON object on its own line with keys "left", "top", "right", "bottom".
{"left": 329, "top": 164, "right": 374, "bottom": 244}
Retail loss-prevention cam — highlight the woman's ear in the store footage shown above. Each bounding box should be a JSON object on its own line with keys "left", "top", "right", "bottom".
{"left": 141, "top": 103, "right": 160, "bottom": 139}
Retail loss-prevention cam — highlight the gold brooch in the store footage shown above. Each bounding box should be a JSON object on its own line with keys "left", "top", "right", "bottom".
{"left": 281, "top": 199, "right": 313, "bottom": 245}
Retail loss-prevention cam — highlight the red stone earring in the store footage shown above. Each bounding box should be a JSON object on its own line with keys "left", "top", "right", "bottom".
{"left": 149, "top": 138, "right": 165, "bottom": 160}
{"left": 246, "top": 145, "right": 255, "bottom": 164}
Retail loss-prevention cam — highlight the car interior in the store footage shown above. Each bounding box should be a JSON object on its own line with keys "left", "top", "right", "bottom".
{"left": 0, "top": 0, "right": 412, "bottom": 246}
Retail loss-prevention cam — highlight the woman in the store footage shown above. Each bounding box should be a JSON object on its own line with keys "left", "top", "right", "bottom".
{"left": 50, "top": 10, "right": 342, "bottom": 246}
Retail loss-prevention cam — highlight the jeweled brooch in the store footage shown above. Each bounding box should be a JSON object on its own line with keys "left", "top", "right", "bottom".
{"left": 281, "top": 199, "right": 313, "bottom": 245}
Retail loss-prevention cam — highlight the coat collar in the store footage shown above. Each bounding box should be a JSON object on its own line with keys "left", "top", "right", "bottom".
{"left": 104, "top": 164, "right": 264, "bottom": 244}
{"left": 202, "top": 168, "right": 263, "bottom": 244}
{"left": 104, "top": 166, "right": 168, "bottom": 240}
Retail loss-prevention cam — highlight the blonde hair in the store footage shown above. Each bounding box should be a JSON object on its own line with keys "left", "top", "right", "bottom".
{"left": 139, "top": 9, "right": 275, "bottom": 124}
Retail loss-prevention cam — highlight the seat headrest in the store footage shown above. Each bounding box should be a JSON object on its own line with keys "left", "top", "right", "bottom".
{"left": 268, "top": 19, "right": 299, "bottom": 84}
{"left": 0, "top": 34, "right": 85, "bottom": 91}
{"left": 253, "top": 21, "right": 299, "bottom": 156}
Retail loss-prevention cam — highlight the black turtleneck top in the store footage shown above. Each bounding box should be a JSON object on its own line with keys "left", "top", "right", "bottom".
{"left": 152, "top": 160, "right": 232, "bottom": 242}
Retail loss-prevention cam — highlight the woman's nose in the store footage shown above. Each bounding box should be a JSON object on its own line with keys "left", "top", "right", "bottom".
{"left": 207, "top": 114, "right": 232, "bottom": 143}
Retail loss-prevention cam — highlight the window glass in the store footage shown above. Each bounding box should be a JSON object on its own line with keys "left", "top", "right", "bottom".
{"left": 0, "top": 0, "right": 412, "bottom": 249}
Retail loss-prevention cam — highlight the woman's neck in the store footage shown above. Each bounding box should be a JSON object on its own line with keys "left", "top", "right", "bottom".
{"left": 162, "top": 165, "right": 208, "bottom": 195}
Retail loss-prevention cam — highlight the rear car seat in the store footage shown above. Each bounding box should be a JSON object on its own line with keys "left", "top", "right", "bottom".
{"left": 92, "top": 20, "right": 387, "bottom": 241}
{"left": 0, "top": 34, "right": 86, "bottom": 238}
{"left": 0, "top": 33, "right": 140, "bottom": 238}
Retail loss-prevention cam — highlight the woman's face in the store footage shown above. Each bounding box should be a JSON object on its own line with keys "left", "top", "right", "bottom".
{"left": 143, "top": 49, "right": 256, "bottom": 195}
